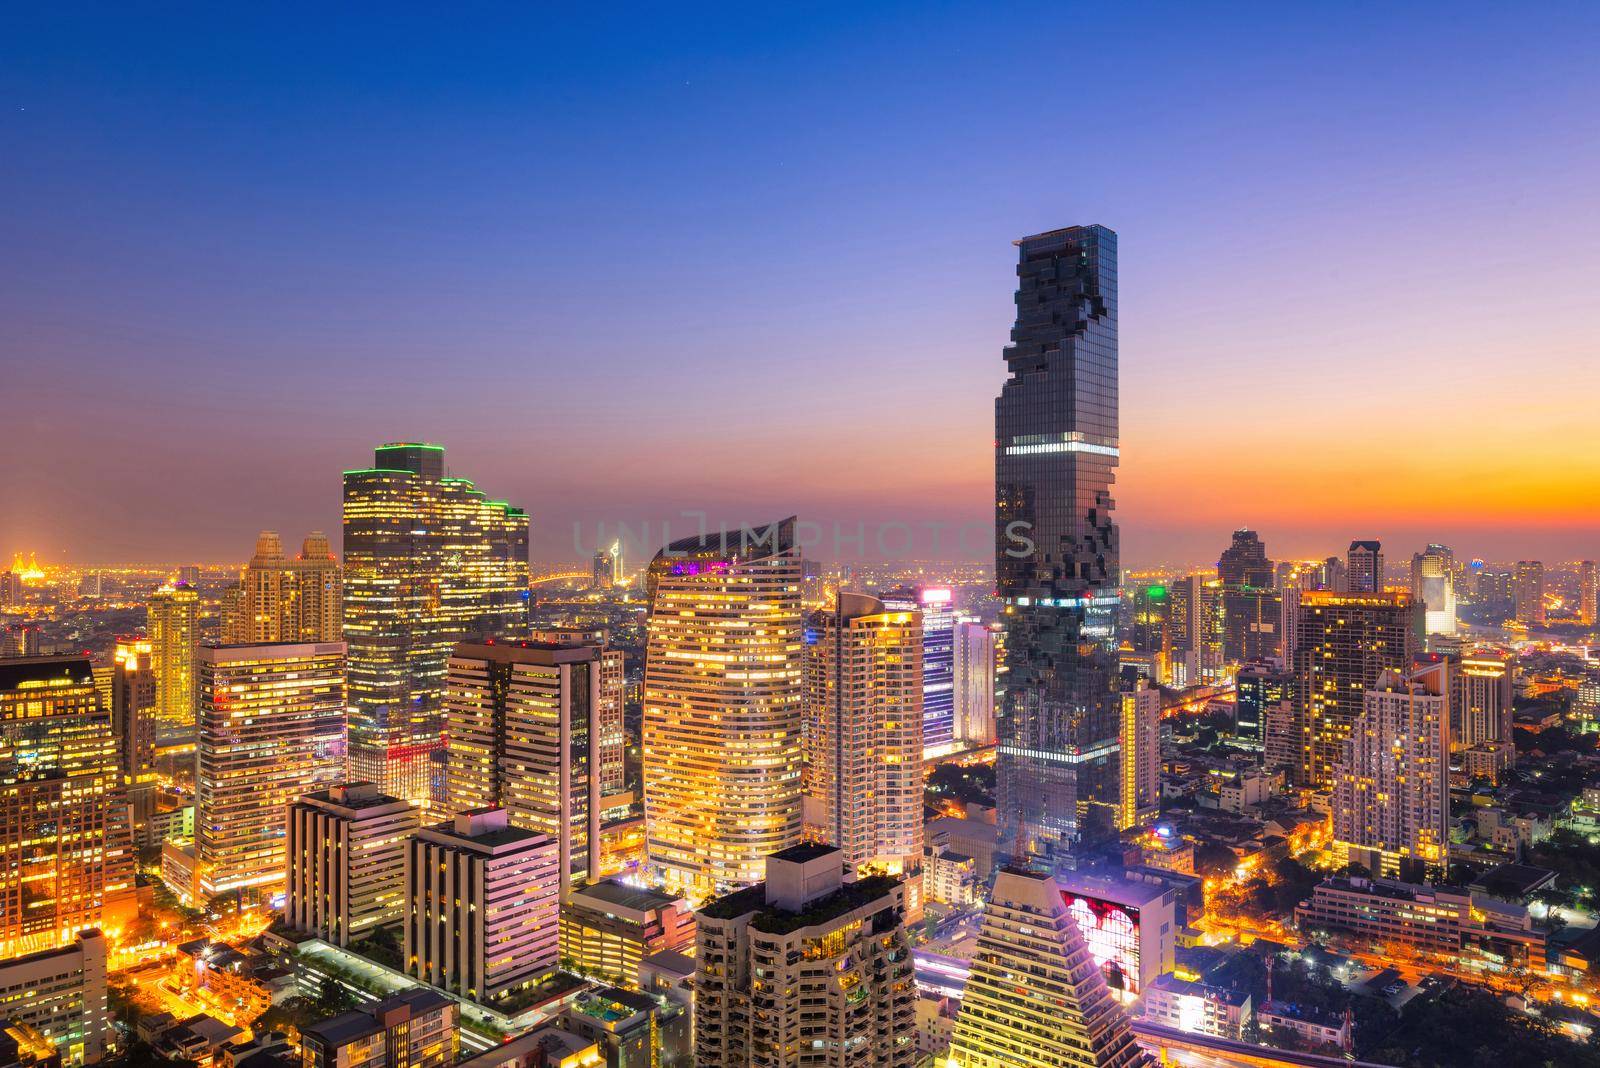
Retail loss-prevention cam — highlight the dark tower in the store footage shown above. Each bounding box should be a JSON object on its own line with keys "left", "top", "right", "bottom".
{"left": 994, "top": 225, "right": 1121, "bottom": 869}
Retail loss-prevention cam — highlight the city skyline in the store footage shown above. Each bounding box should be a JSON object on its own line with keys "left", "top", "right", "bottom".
{"left": 6, "top": 7, "right": 1600, "bottom": 566}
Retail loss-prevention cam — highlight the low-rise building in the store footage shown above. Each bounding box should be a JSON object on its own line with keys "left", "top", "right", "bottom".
{"left": 923, "top": 847, "right": 980, "bottom": 907}
{"left": 451, "top": 1026, "right": 599, "bottom": 1068}
{"left": 300, "top": 989, "right": 457, "bottom": 1068}
{"left": 1140, "top": 973, "right": 1251, "bottom": 1040}
{"left": 1259, "top": 1000, "right": 1349, "bottom": 1051}
{"left": 557, "top": 881, "right": 693, "bottom": 990}
{"left": 559, "top": 988, "right": 662, "bottom": 1068}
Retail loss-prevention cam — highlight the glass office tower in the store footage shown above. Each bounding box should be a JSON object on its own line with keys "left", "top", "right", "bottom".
{"left": 343, "top": 443, "right": 529, "bottom": 808}
{"left": 994, "top": 225, "right": 1122, "bottom": 869}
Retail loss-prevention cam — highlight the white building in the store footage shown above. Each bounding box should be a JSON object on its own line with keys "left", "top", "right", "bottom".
{"left": 285, "top": 782, "right": 418, "bottom": 946}
{"left": 0, "top": 930, "right": 110, "bottom": 1065}
{"left": 1140, "top": 973, "right": 1251, "bottom": 1040}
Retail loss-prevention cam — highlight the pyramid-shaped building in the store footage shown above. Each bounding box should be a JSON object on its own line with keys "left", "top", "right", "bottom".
{"left": 947, "top": 867, "right": 1152, "bottom": 1068}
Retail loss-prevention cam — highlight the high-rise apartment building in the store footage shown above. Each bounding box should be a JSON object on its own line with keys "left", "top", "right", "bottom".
{"left": 1346, "top": 540, "right": 1384, "bottom": 593}
{"left": 285, "top": 783, "right": 419, "bottom": 947}
{"left": 405, "top": 808, "right": 560, "bottom": 1004}
{"left": 994, "top": 224, "right": 1123, "bottom": 869}
{"left": 226, "top": 531, "right": 343, "bottom": 644}
{"left": 1235, "top": 661, "right": 1290, "bottom": 744}
{"left": 445, "top": 640, "right": 609, "bottom": 897}
{"left": 148, "top": 581, "right": 199, "bottom": 731}
{"left": 1514, "top": 561, "right": 1546, "bottom": 625}
{"left": 1457, "top": 652, "right": 1514, "bottom": 751}
{"left": 881, "top": 586, "right": 955, "bottom": 757}
{"left": 1409, "top": 544, "right": 1457, "bottom": 637}
{"left": 952, "top": 620, "right": 997, "bottom": 748}
{"left": 642, "top": 518, "right": 803, "bottom": 901}
{"left": 343, "top": 443, "right": 529, "bottom": 808}
{"left": 1332, "top": 661, "right": 1449, "bottom": 879}
{"left": 1321, "top": 555, "right": 1349, "bottom": 593}
{"left": 195, "top": 642, "right": 346, "bottom": 899}
{"left": 694, "top": 844, "right": 916, "bottom": 1068}
{"left": 801, "top": 593, "right": 923, "bottom": 881}
{"left": 0, "top": 657, "right": 134, "bottom": 957}
{"left": 1118, "top": 683, "right": 1161, "bottom": 830}
{"left": 1581, "top": 560, "right": 1598, "bottom": 627}
{"left": 1288, "top": 590, "right": 1423, "bottom": 790}
{"left": 947, "top": 868, "right": 1151, "bottom": 1068}
{"left": 301, "top": 989, "right": 458, "bottom": 1068}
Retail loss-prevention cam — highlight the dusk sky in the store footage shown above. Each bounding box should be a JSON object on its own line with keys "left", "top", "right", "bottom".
{"left": 4, "top": 5, "right": 1599, "bottom": 569}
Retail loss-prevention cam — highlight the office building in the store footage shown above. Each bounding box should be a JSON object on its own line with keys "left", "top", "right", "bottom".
{"left": 801, "top": 592, "right": 923, "bottom": 881}
{"left": 528, "top": 629, "right": 626, "bottom": 796}
{"left": 1235, "top": 661, "right": 1290, "bottom": 744}
{"left": 195, "top": 642, "right": 346, "bottom": 899}
{"left": 300, "top": 989, "right": 458, "bottom": 1068}
{"left": 405, "top": 808, "right": 561, "bottom": 1003}
{"left": 558, "top": 880, "right": 694, "bottom": 990}
{"left": 1332, "top": 661, "right": 1449, "bottom": 879}
{"left": 1288, "top": 590, "right": 1423, "bottom": 789}
{"left": 947, "top": 868, "right": 1151, "bottom": 1068}
{"left": 694, "top": 844, "right": 916, "bottom": 1068}
{"left": 1054, "top": 869, "right": 1177, "bottom": 1004}
{"left": 343, "top": 442, "right": 530, "bottom": 808}
{"left": 1218, "top": 529, "right": 1273, "bottom": 586}
{"left": 1514, "top": 560, "right": 1546, "bottom": 625}
{"left": 446, "top": 640, "right": 610, "bottom": 897}
{"left": 1346, "top": 540, "right": 1383, "bottom": 593}
{"left": 1581, "top": 560, "right": 1597, "bottom": 627}
{"left": 994, "top": 224, "right": 1123, "bottom": 869}
{"left": 951, "top": 620, "right": 997, "bottom": 748}
{"left": 1221, "top": 584, "right": 1282, "bottom": 665}
{"left": 881, "top": 586, "right": 955, "bottom": 757}
{"left": 148, "top": 581, "right": 199, "bottom": 730}
{"left": 642, "top": 518, "right": 803, "bottom": 901}
{"left": 1410, "top": 544, "right": 1457, "bottom": 636}
{"left": 225, "top": 531, "right": 343, "bottom": 644}
{"left": 1321, "top": 555, "right": 1348, "bottom": 593}
{"left": 0, "top": 930, "right": 109, "bottom": 1066}
{"left": 285, "top": 783, "right": 419, "bottom": 947}
{"left": 1118, "top": 683, "right": 1161, "bottom": 830}
{"left": 0, "top": 657, "right": 133, "bottom": 957}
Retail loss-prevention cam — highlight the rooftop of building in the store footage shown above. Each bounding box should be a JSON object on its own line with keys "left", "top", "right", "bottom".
{"left": 650, "top": 516, "right": 797, "bottom": 567}
{"left": 769, "top": 842, "right": 839, "bottom": 865}
{"left": 568, "top": 987, "right": 657, "bottom": 1026}
{"left": 1261, "top": 999, "right": 1346, "bottom": 1029}
{"left": 640, "top": 949, "right": 695, "bottom": 978}
{"left": 1057, "top": 866, "right": 1174, "bottom": 909}
{"left": 0, "top": 655, "right": 93, "bottom": 691}
{"left": 302, "top": 989, "right": 452, "bottom": 1047}
{"left": 1470, "top": 862, "right": 1559, "bottom": 900}
{"left": 451, "top": 639, "right": 600, "bottom": 664}
{"left": 1146, "top": 972, "right": 1251, "bottom": 1007}
{"left": 570, "top": 879, "right": 679, "bottom": 914}
{"left": 699, "top": 873, "right": 901, "bottom": 934}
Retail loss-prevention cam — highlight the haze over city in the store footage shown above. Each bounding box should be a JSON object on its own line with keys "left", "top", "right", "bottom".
{"left": 6, "top": 5, "right": 1600, "bottom": 566}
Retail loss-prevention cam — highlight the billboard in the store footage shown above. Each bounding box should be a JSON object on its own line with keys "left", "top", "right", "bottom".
{"left": 1062, "top": 891, "right": 1142, "bottom": 1001}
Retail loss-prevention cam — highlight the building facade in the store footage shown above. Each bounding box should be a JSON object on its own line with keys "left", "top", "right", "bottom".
{"left": 301, "top": 989, "right": 458, "bottom": 1068}
{"left": 405, "top": 808, "right": 560, "bottom": 1004}
{"left": 0, "top": 930, "right": 109, "bottom": 1066}
{"left": 558, "top": 880, "right": 694, "bottom": 990}
{"left": 801, "top": 593, "right": 923, "bottom": 881}
{"left": 225, "top": 531, "right": 343, "bottom": 644}
{"left": 994, "top": 224, "right": 1124, "bottom": 870}
{"left": 148, "top": 581, "right": 199, "bottom": 730}
{"left": 343, "top": 443, "right": 530, "bottom": 809}
{"left": 642, "top": 518, "right": 803, "bottom": 901}
{"left": 694, "top": 845, "right": 916, "bottom": 1068}
{"left": 195, "top": 642, "right": 346, "bottom": 899}
{"left": 1409, "top": 544, "right": 1457, "bottom": 637}
{"left": 951, "top": 620, "right": 997, "bottom": 749}
{"left": 1119, "top": 683, "right": 1161, "bottom": 830}
{"left": 1346, "top": 540, "right": 1384, "bottom": 594}
{"left": 285, "top": 783, "right": 419, "bottom": 946}
{"left": 1514, "top": 560, "right": 1546, "bottom": 625}
{"left": 881, "top": 587, "right": 955, "bottom": 757}
{"left": 445, "top": 641, "right": 610, "bottom": 897}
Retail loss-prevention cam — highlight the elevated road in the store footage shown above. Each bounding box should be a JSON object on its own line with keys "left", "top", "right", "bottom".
{"left": 1133, "top": 1021, "right": 1397, "bottom": 1068}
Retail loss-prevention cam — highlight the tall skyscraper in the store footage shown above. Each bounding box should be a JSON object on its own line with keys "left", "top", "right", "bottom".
{"left": 1346, "top": 540, "right": 1384, "bottom": 593}
{"left": 1409, "top": 544, "right": 1457, "bottom": 637}
{"left": 195, "top": 642, "right": 346, "bottom": 899}
{"left": 444, "top": 640, "right": 608, "bottom": 897}
{"left": 1332, "top": 661, "right": 1449, "bottom": 879}
{"left": 1217, "top": 529, "right": 1281, "bottom": 664}
{"left": 147, "top": 581, "right": 199, "bottom": 731}
{"left": 947, "top": 868, "right": 1151, "bottom": 1068}
{"left": 109, "top": 637, "right": 158, "bottom": 840}
{"left": 1118, "top": 683, "right": 1161, "bottom": 830}
{"left": 994, "top": 224, "right": 1122, "bottom": 869}
{"left": 343, "top": 443, "right": 530, "bottom": 808}
{"left": 286, "top": 783, "right": 419, "bottom": 947}
{"left": 1321, "top": 555, "right": 1349, "bottom": 593}
{"left": 1288, "top": 590, "right": 1423, "bottom": 790}
{"left": 0, "top": 656, "right": 134, "bottom": 957}
{"left": 226, "top": 531, "right": 343, "bottom": 644}
{"left": 1514, "top": 560, "right": 1546, "bottom": 625}
{"left": 693, "top": 845, "right": 916, "bottom": 1068}
{"left": 1457, "top": 652, "right": 1514, "bottom": 751}
{"left": 882, "top": 586, "right": 956, "bottom": 756}
{"left": 1217, "top": 529, "right": 1273, "bottom": 586}
{"left": 405, "top": 807, "right": 560, "bottom": 1003}
{"left": 1235, "top": 661, "right": 1291, "bottom": 745}
{"left": 952, "top": 619, "right": 998, "bottom": 748}
{"left": 642, "top": 518, "right": 803, "bottom": 901}
{"left": 801, "top": 593, "right": 923, "bottom": 881}
{"left": 1581, "top": 560, "right": 1598, "bottom": 627}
